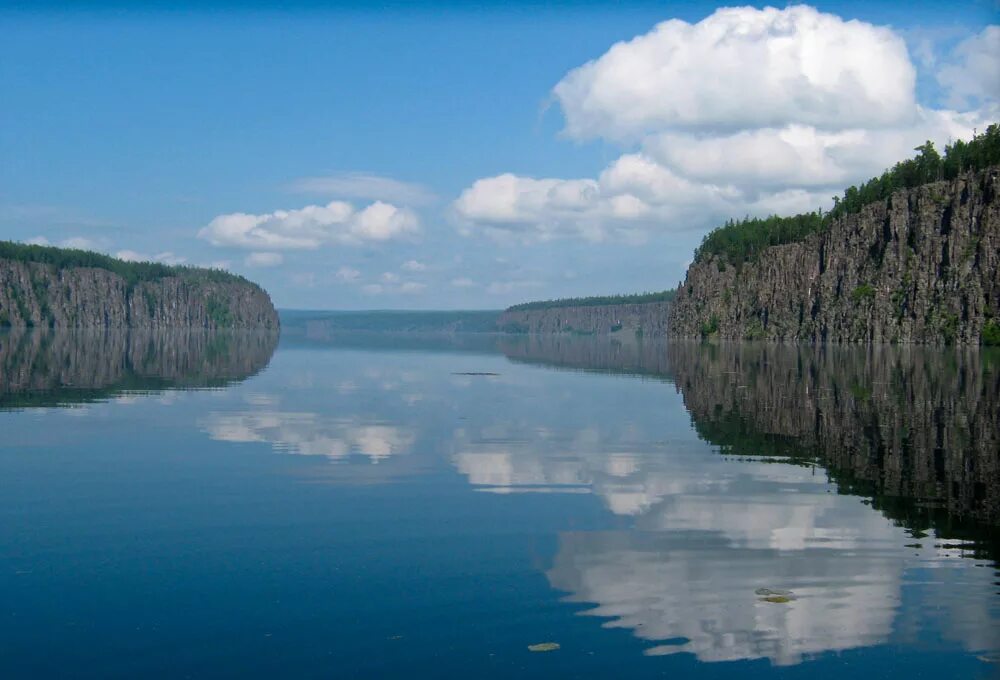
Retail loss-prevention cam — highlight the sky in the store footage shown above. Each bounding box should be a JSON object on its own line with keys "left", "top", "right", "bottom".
{"left": 1, "top": 1, "right": 997, "bottom": 310}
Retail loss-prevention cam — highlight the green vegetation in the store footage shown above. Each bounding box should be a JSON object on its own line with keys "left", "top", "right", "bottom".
{"left": 695, "top": 212, "right": 826, "bottom": 268}
{"left": 743, "top": 318, "right": 765, "bottom": 340}
{"left": 205, "top": 296, "right": 234, "bottom": 328}
{"left": 695, "top": 123, "right": 1000, "bottom": 267}
{"left": 507, "top": 290, "right": 675, "bottom": 312}
{"left": 983, "top": 320, "right": 1000, "bottom": 346}
{"left": 850, "top": 284, "right": 876, "bottom": 303}
{"left": 0, "top": 240, "right": 254, "bottom": 288}
{"left": 700, "top": 314, "right": 719, "bottom": 338}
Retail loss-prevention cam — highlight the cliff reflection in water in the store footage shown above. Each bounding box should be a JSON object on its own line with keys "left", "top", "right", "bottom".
{"left": 671, "top": 342, "right": 1000, "bottom": 529}
{"left": 0, "top": 328, "right": 278, "bottom": 409}
{"left": 480, "top": 336, "right": 1000, "bottom": 666}
{"left": 499, "top": 336, "right": 1000, "bottom": 530}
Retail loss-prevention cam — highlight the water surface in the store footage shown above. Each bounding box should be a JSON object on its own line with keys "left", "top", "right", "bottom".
{"left": 1, "top": 330, "right": 998, "bottom": 678}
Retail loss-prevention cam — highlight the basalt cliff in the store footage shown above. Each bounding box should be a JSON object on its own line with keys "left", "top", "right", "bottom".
{"left": 496, "top": 301, "right": 672, "bottom": 337}
{"left": 669, "top": 166, "right": 1000, "bottom": 344}
{"left": 0, "top": 242, "right": 279, "bottom": 329}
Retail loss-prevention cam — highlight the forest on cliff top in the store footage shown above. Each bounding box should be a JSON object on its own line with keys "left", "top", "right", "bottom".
{"left": 695, "top": 123, "right": 1000, "bottom": 267}
{"left": 0, "top": 240, "right": 255, "bottom": 288}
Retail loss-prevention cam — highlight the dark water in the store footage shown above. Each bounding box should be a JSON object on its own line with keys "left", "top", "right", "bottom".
{"left": 1, "top": 329, "right": 998, "bottom": 678}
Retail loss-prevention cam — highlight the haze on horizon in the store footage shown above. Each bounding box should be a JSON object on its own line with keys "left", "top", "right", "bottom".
{"left": 1, "top": 0, "right": 997, "bottom": 309}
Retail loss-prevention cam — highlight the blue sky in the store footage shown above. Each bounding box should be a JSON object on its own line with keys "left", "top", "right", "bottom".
{"left": 1, "top": 1, "right": 997, "bottom": 309}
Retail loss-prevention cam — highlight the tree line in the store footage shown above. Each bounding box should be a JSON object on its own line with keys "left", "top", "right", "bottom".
{"left": 508, "top": 290, "right": 676, "bottom": 312}
{"left": 696, "top": 123, "right": 1000, "bottom": 267}
{"left": 0, "top": 240, "right": 253, "bottom": 288}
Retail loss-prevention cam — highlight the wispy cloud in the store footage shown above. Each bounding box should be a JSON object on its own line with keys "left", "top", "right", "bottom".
{"left": 288, "top": 172, "right": 437, "bottom": 206}
{"left": 244, "top": 252, "right": 284, "bottom": 268}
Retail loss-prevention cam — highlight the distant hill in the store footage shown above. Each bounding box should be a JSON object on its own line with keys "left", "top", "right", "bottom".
{"left": 279, "top": 309, "right": 502, "bottom": 334}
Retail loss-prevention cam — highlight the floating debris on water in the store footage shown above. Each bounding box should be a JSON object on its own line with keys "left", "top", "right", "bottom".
{"left": 528, "top": 642, "right": 560, "bottom": 652}
{"left": 755, "top": 587, "right": 796, "bottom": 603}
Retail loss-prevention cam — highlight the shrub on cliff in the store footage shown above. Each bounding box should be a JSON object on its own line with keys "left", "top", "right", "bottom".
{"left": 983, "top": 320, "right": 1000, "bottom": 346}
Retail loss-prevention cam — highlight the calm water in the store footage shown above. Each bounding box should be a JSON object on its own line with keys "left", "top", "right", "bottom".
{"left": 1, "top": 329, "right": 998, "bottom": 678}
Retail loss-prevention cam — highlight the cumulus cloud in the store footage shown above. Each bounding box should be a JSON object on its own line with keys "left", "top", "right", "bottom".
{"left": 61, "top": 236, "right": 102, "bottom": 251}
{"left": 451, "top": 277, "right": 477, "bottom": 288}
{"left": 401, "top": 259, "right": 427, "bottom": 272}
{"left": 553, "top": 5, "right": 916, "bottom": 141}
{"left": 289, "top": 172, "right": 436, "bottom": 205}
{"left": 453, "top": 6, "right": 995, "bottom": 244}
{"left": 361, "top": 278, "right": 426, "bottom": 295}
{"left": 116, "top": 249, "right": 187, "bottom": 265}
{"left": 244, "top": 252, "right": 283, "bottom": 268}
{"left": 28, "top": 235, "right": 108, "bottom": 251}
{"left": 335, "top": 266, "right": 361, "bottom": 282}
{"left": 936, "top": 26, "right": 1000, "bottom": 108}
{"left": 291, "top": 272, "right": 317, "bottom": 287}
{"left": 199, "top": 200, "right": 419, "bottom": 251}
{"left": 399, "top": 282, "right": 426, "bottom": 294}
{"left": 486, "top": 279, "right": 541, "bottom": 295}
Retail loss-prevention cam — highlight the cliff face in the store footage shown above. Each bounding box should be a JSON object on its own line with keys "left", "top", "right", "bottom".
{"left": 670, "top": 167, "right": 1000, "bottom": 344}
{"left": 0, "top": 259, "right": 279, "bottom": 329}
{"left": 496, "top": 301, "right": 671, "bottom": 336}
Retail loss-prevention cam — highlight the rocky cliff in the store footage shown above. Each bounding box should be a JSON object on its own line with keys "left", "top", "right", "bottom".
{"left": 0, "top": 256, "right": 279, "bottom": 329}
{"left": 496, "top": 301, "right": 671, "bottom": 336}
{"left": 670, "top": 167, "right": 1000, "bottom": 344}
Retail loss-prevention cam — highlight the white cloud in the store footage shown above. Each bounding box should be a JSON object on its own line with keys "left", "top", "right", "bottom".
{"left": 115, "top": 249, "right": 187, "bottom": 265}
{"left": 451, "top": 277, "right": 477, "bottom": 288}
{"left": 486, "top": 280, "right": 541, "bottom": 295}
{"left": 289, "top": 172, "right": 436, "bottom": 205}
{"left": 643, "top": 108, "right": 989, "bottom": 190}
{"left": 401, "top": 259, "right": 427, "bottom": 272}
{"left": 453, "top": 174, "right": 612, "bottom": 242}
{"left": 63, "top": 236, "right": 101, "bottom": 251}
{"left": 29, "top": 235, "right": 103, "bottom": 251}
{"left": 244, "top": 251, "right": 284, "bottom": 268}
{"left": 361, "top": 283, "right": 384, "bottom": 295}
{"left": 553, "top": 5, "right": 915, "bottom": 141}
{"left": 399, "top": 281, "right": 426, "bottom": 294}
{"left": 936, "top": 26, "right": 1000, "bottom": 108}
{"left": 335, "top": 266, "right": 361, "bottom": 282}
{"left": 199, "top": 200, "right": 419, "bottom": 251}
{"left": 453, "top": 6, "right": 995, "bottom": 244}
{"left": 381, "top": 271, "right": 400, "bottom": 283}
{"left": 291, "top": 272, "right": 317, "bottom": 288}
